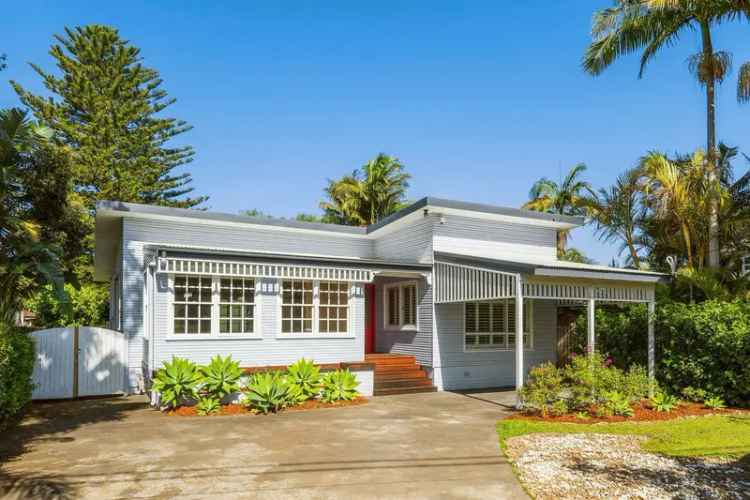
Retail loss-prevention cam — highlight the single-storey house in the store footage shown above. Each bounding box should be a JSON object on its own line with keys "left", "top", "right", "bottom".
{"left": 94, "top": 197, "right": 663, "bottom": 398}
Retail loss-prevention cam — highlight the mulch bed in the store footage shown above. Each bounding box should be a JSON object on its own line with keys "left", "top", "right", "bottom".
{"left": 510, "top": 400, "right": 750, "bottom": 423}
{"left": 166, "top": 397, "right": 367, "bottom": 417}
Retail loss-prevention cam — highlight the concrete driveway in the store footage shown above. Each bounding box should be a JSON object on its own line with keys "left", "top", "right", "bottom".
{"left": 0, "top": 390, "right": 527, "bottom": 499}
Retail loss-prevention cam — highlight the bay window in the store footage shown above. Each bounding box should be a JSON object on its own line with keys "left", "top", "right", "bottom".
{"left": 464, "top": 299, "right": 533, "bottom": 350}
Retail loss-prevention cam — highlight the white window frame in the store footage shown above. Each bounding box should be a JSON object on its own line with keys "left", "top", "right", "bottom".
{"left": 462, "top": 299, "right": 534, "bottom": 352}
{"left": 276, "top": 279, "right": 355, "bottom": 339}
{"left": 383, "top": 281, "right": 419, "bottom": 331}
{"left": 166, "top": 274, "right": 262, "bottom": 340}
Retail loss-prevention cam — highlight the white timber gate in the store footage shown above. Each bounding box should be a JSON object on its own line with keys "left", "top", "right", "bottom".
{"left": 31, "top": 327, "right": 127, "bottom": 400}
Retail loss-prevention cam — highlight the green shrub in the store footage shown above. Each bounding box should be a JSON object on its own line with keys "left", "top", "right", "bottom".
{"left": 199, "top": 355, "right": 242, "bottom": 399}
{"left": 244, "top": 371, "right": 290, "bottom": 414}
{"left": 602, "top": 391, "right": 634, "bottom": 417}
{"left": 576, "top": 300, "right": 750, "bottom": 407}
{"left": 650, "top": 392, "right": 679, "bottom": 412}
{"left": 196, "top": 397, "right": 221, "bottom": 416}
{"left": 0, "top": 325, "right": 35, "bottom": 425}
{"left": 681, "top": 386, "right": 710, "bottom": 403}
{"left": 320, "top": 369, "right": 359, "bottom": 403}
{"left": 520, "top": 362, "right": 565, "bottom": 416}
{"left": 621, "top": 364, "right": 653, "bottom": 402}
{"left": 25, "top": 282, "right": 109, "bottom": 327}
{"left": 285, "top": 358, "right": 321, "bottom": 401}
{"left": 151, "top": 357, "right": 201, "bottom": 409}
{"left": 704, "top": 396, "right": 726, "bottom": 410}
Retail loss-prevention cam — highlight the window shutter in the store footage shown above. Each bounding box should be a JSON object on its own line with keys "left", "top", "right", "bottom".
{"left": 507, "top": 299, "right": 516, "bottom": 332}
{"left": 477, "top": 302, "right": 491, "bottom": 332}
{"left": 387, "top": 287, "right": 400, "bottom": 326}
{"left": 465, "top": 303, "right": 477, "bottom": 332}
{"left": 491, "top": 301, "right": 505, "bottom": 333}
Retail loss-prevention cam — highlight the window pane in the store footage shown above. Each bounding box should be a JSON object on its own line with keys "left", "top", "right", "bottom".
{"left": 492, "top": 302, "right": 505, "bottom": 333}
{"left": 465, "top": 303, "right": 477, "bottom": 332}
{"left": 174, "top": 320, "right": 185, "bottom": 334}
{"left": 338, "top": 320, "right": 347, "bottom": 332}
{"left": 187, "top": 304, "right": 198, "bottom": 318}
{"left": 174, "top": 304, "right": 186, "bottom": 318}
{"left": 477, "top": 303, "right": 490, "bottom": 332}
{"left": 231, "top": 305, "right": 242, "bottom": 317}
{"left": 492, "top": 334, "right": 505, "bottom": 347}
{"left": 220, "top": 304, "right": 230, "bottom": 317}
{"left": 320, "top": 322, "right": 328, "bottom": 333}
{"left": 232, "top": 288, "right": 244, "bottom": 302}
{"left": 244, "top": 320, "right": 253, "bottom": 333}
{"left": 220, "top": 319, "right": 230, "bottom": 333}
{"left": 303, "top": 320, "right": 312, "bottom": 332}
{"left": 478, "top": 335, "right": 491, "bottom": 345}
{"left": 282, "top": 320, "right": 291, "bottom": 333}
{"left": 244, "top": 305, "right": 254, "bottom": 318}
{"left": 187, "top": 320, "right": 199, "bottom": 334}
{"left": 231, "top": 319, "right": 242, "bottom": 333}
{"left": 200, "top": 320, "right": 211, "bottom": 333}
{"left": 200, "top": 305, "right": 211, "bottom": 318}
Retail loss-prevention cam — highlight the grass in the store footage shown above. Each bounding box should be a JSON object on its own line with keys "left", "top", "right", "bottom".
{"left": 498, "top": 414, "right": 750, "bottom": 458}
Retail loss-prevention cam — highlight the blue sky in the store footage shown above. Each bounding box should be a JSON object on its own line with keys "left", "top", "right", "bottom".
{"left": 3, "top": 1, "right": 750, "bottom": 264}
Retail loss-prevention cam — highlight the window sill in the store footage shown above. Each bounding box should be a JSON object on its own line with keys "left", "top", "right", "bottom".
{"left": 165, "top": 334, "right": 263, "bottom": 341}
{"left": 383, "top": 325, "right": 418, "bottom": 333}
{"left": 276, "top": 333, "right": 356, "bottom": 339}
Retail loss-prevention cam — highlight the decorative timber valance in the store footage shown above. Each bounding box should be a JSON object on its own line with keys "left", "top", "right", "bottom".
{"left": 156, "top": 256, "right": 374, "bottom": 283}
{"left": 434, "top": 261, "right": 654, "bottom": 304}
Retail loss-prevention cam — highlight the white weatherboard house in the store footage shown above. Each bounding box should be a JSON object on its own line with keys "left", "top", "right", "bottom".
{"left": 94, "top": 197, "right": 663, "bottom": 398}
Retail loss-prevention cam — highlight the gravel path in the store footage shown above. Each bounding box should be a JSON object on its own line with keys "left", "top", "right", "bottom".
{"left": 505, "top": 433, "right": 750, "bottom": 500}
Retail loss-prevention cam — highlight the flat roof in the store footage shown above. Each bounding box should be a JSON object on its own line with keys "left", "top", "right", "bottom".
{"left": 96, "top": 196, "right": 584, "bottom": 236}
{"left": 434, "top": 252, "right": 666, "bottom": 283}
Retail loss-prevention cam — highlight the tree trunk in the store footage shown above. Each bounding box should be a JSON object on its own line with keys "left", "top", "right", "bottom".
{"left": 627, "top": 241, "right": 641, "bottom": 269}
{"left": 682, "top": 223, "right": 694, "bottom": 268}
{"left": 556, "top": 230, "right": 566, "bottom": 257}
{"left": 701, "top": 22, "right": 721, "bottom": 269}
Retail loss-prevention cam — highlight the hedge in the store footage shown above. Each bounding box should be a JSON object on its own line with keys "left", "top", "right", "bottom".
{"left": 574, "top": 300, "right": 750, "bottom": 407}
{"left": 0, "top": 324, "right": 36, "bottom": 426}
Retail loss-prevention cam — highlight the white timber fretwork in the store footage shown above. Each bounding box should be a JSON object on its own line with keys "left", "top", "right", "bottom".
{"left": 433, "top": 261, "right": 517, "bottom": 303}
{"left": 157, "top": 256, "right": 374, "bottom": 283}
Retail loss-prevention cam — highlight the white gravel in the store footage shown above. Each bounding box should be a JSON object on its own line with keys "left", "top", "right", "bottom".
{"left": 505, "top": 433, "right": 749, "bottom": 500}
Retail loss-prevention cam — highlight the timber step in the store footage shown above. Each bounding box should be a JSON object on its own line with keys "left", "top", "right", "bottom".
{"left": 365, "top": 354, "right": 437, "bottom": 396}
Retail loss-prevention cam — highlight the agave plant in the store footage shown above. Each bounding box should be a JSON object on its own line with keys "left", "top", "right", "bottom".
{"left": 199, "top": 355, "right": 243, "bottom": 399}
{"left": 244, "top": 371, "right": 290, "bottom": 414}
{"left": 650, "top": 392, "right": 679, "bottom": 413}
{"left": 196, "top": 397, "right": 221, "bottom": 416}
{"left": 320, "top": 369, "right": 359, "bottom": 403}
{"left": 285, "top": 358, "right": 321, "bottom": 401}
{"left": 703, "top": 396, "right": 726, "bottom": 410}
{"left": 151, "top": 357, "right": 201, "bottom": 409}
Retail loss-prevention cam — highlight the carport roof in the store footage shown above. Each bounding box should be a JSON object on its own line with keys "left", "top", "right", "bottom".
{"left": 434, "top": 252, "right": 666, "bottom": 283}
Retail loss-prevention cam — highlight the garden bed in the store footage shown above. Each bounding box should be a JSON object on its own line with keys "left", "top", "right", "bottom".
{"left": 167, "top": 396, "right": 368, "bottom": 417}
{"left": 511, "top": 400, "right": 749, "bottom": 424}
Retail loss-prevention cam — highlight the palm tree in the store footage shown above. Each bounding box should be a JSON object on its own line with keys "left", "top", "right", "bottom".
{"left": 582, "top": 0, "right": 750, "bottom": 269}
{"left": 588, "top": 170, "right": 645, "bottom": 268}
{"left": 320, "top": 154, "right": 410, "bottom": 226}
{"left": 523, "top": 163, "right": 594, "bottom": 256}
{"left": 0, "top": 108, "right": 65, "bottom": 323}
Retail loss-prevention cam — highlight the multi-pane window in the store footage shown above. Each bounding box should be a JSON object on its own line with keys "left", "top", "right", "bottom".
{"left": 319, "top": 281, "right": 349, "bottom": 333}
{"left": 281, "top": 280, "right": 314, "bottom": 333}
{"left": 219, "top": 278, "right": 255, "bottom": 334}
{"left": 173, "top": 275, "right": 213, "bottom": 334}
{"left": 384, "top": 282, "right": 418, "bottom": 329}
{"left": 464, "top": 299, "right": 533, "bottom": 350}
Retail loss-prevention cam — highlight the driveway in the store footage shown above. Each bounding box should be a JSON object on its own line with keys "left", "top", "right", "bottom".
{"left": 0, "top": 390, "right": 527, "bottom": 499}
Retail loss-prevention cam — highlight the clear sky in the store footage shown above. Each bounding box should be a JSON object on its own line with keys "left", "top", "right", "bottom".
{"left": 3, "top": 1, "right": 750, "bottom": 264}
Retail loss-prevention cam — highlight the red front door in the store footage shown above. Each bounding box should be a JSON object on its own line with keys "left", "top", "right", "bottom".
{"left": 365, "top": 283, "right": 376, "bottom": 354}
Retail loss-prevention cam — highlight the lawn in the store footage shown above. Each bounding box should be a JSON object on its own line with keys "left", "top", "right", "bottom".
{"left": 498, "top": 414, "right": 750, "bottom": 458}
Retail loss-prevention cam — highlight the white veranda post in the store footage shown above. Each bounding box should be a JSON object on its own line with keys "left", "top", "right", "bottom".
{"left": 648, "top": 300, "right": 656, "bottom": 396}
{"left": 515, "top": 274, "right": 524, "bottom": 405}
{"left": 587, "top": 297, "right": 596, "bottom": 356}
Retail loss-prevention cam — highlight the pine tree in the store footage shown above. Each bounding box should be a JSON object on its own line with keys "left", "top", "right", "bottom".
{"left": 12, "top": 25, "right": 206, "bottom": 210}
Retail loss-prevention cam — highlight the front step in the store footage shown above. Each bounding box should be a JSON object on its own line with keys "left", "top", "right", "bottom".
{"left": 375, "top": 386, "right": 438, "bottom": 396}
{"left": 366, "top": 354, "right": 437, "bottom": 396}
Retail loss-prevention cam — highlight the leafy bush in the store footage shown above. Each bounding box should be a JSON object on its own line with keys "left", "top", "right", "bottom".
{"left": 151, "top": 357, "right": 201, "bottom": 409}
{"left": 650, "top": 392, "right": 679, "bottom": 412}
{"left": 521, "top": 353, "right": 651, "bottom": 416}
{"left": 196, "top": 397, "right": 221, "bottom": 415}
{"left": 199, "top": 355, "right": 242, "bottom": 399}
{"left": 320, "top": 369, "right": 359, "bottom": 403}
{"left": 602, "top": 391, "right": 634, "bottom": 417}
{"left": 25, "top": 282, "right": 109, "bottom": 327}
{"left": 576, "top": 300, "right": 750, "bottom": 407}
{"left": 681, "top": 386, "right": 710, "bottom": 403}
{"left": 244, "top": 371, "right": 290, "bottom": 414}
{"left": 704, "top": 396, "right": 726, "bottom": 410}
{"left": 520, "top": 362, "right": 564, "bottom": 416}
{"left": 0, "top": 325, "right": 35, "bottom": 425}
{"left": 285, "top": 358, "right": 321, "bottom": 401}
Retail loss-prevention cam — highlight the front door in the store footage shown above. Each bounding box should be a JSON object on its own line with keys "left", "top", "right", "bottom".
{"left": 365, "top": 283, "right": 376, "bottom": 353}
